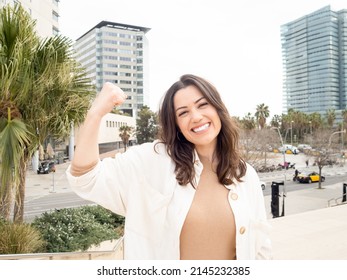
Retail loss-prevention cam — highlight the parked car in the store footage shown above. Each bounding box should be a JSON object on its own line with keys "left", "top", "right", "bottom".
{"left": 297, "top": 144, "right": 312, "bottom": 152}
{"left": 278, "top": 144, "right": 300, "bottom": 154}
{"left": 296, "top": 171, "right": 325, "bottom": 183}
{"left": 260, "top": 181, "right": 266, "bottom": 190}
{"left": 37, "top": 160, "right": 55, "bottom": 174}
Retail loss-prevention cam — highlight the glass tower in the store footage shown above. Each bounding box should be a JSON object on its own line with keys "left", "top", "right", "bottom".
{"left": 281, "top": 6, "right": 347, "bottom": 116}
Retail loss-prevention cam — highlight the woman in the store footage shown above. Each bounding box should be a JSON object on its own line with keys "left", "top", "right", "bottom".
{"left": 66, "top": 74, "right": 272, "bottom": 260}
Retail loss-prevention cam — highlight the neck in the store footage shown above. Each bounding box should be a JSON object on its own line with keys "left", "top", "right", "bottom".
{"left": 196, "top": 146, "right": 218, "bottom": 170}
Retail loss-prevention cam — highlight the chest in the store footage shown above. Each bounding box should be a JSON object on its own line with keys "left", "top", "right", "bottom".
{"left": 179, "top": 167, "right": 236, "bottom": 259}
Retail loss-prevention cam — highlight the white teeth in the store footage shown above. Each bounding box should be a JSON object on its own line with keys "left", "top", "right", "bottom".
{"left": 193, "top": 123, "right": 209, "bottom": 132}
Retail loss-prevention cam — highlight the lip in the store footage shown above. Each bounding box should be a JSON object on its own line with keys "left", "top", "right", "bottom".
{"left": 191, "top": 122, "right": 210, "bottom": 133}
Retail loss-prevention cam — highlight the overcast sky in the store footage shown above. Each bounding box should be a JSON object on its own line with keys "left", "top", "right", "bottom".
{"left": 59, "top": 0, "right": 346, "bottom": 118}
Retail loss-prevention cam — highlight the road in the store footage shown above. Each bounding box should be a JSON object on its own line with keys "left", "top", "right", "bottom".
{"left": 262, "top": 174, "right": 347, "bottom": 196}
{"left": 23, "top": 171, "right": 347, "bottom": 223}
{"left": 24, "top": 192, "right": 95, "bottom": 223}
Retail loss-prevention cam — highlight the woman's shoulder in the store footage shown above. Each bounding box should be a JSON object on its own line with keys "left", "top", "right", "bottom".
{"left": 236, "top": 162, "right": 260, "bottom": 187}
{"left": 244, "top": 162, "right": 258, "bottom": 177}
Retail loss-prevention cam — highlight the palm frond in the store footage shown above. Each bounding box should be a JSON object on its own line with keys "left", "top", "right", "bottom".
{"left": 0, "top": 117, "right": 32, "bottom": 196}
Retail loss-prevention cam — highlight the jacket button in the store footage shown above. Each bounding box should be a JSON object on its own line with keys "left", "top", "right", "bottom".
{"left": 230, "top": 193, "right": 238, "bottom": 200}
{"left": 239, "top": 226, "right": 246, "bottom": 234}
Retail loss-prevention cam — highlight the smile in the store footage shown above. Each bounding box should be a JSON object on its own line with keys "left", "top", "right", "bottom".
{"left": 192, "top": 123, "right": 210, "bottom": 133}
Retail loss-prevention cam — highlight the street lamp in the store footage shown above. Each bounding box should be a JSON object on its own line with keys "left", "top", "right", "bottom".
{"left": 271, "top": 127, "right": 286, "bottom": 216}
{"left": 328, "top": 130, "right": 346, "bottom": 149}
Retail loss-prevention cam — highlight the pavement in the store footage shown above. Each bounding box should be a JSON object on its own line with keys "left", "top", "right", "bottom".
{"left": 23, "top": 151, "right": 347, "bottom": 260}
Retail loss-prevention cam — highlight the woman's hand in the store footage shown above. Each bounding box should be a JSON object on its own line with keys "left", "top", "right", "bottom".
{"left": 88, "top": 82, "right": 127, "bottom": 118}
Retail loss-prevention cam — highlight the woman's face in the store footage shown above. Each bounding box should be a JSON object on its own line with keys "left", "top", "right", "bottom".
{"left": 173, "top": 85, "right": 221, "bottom": 150}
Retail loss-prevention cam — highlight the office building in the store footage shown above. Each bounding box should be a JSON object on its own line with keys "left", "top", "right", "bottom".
{"left": 281, "top": 5, "right": 347, "bottom": 117}
{"left": 74, "top": 21, "right": 151, "bottom": 118}
{"left": 0, "top": 0, "right": 60, "bottom": 37}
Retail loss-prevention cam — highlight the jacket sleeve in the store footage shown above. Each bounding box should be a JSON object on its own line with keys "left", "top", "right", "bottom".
{"left": 248, "top": 165, "right": 273, "bottom": 260}
{"left": 65, "top": 146, "right": 143, "bottom": 217}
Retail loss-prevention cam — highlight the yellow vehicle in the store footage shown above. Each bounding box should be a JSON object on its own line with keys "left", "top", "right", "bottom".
{"left": 296, "top": 171, "right": 325, "bottom": 183}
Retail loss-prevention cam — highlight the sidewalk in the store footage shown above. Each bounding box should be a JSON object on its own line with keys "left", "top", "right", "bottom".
{"left": 269, "top": 204, "right": 347, "bottom": 259}
{"left": 260, "top": 152, "right": 347, "bottom": 259}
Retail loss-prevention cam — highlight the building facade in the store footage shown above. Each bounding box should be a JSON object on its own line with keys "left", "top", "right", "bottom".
{"left": 0, "top": 0, "right": 60, "bottom": 37}
{"left": 74, "top": 21, "right": 151, "bottom": 118}
{"left": 72, "top": 113, "right": 136, "bottom": 155}
{"left": 281, "top": 5, "right": 347, "bottom": 118}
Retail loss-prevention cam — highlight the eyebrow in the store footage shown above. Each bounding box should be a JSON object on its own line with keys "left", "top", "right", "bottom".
{"left": 175, "top": 96, "right": 206, "bottom": 112}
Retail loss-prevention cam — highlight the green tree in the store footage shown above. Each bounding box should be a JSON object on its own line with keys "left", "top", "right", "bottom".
{"left": 239, "top": 112, "right": 256, "bottom": 130}
{"left": 255, "top": 103, "right": 269, "bottom": 129}
{"left": 136, "top": 105, "right": 158, "bottom": 144}
{"left": 270, "top": 114, "right": 282, "bottom": 128}
{"left": 308, "top": 112, "right": 323, "bottom": 132}
{"left": 342, "top": 109, "right": 347, "bottom": 148}
{"left": 119, "top": 125, "right": 134, "bottom": 152}
{"left": 342, "top": 109, "right": 347, "bottom": 127}
{"left": 0, "top": 4, "right": 94, "bottom": 222}
{"left": 326, "top": 109, "right": 336, "bottom": 128}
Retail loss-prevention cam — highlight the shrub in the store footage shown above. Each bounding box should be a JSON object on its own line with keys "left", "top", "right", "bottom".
{"left": 31, "top": 205, "right": 124, "bottom": 253}
{"left": 79, "top": 205, "right": 125, "bottom": 227}
{"left": 0, "top": 221, "right": 45, "bottom": 254}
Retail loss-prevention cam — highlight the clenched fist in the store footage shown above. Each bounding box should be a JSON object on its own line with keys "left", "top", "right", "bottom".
{"left": 88, "top": 82, "right": 127, "bottom": 118}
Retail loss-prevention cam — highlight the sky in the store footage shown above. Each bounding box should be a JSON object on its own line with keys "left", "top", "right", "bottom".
{"left": 59, "top": 0, "right": 346, "bottom": 118}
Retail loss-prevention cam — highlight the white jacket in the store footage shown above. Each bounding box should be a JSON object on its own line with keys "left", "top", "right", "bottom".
{"left": 66, "top": 141, "right": 272, "bottom": 260}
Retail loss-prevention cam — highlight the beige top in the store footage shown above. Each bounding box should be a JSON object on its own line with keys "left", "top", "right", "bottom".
{"left": 180, "top": 160, "right": 236, "bottom": 259}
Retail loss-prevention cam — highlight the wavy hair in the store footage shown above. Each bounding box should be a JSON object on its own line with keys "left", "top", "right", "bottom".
{"left": 157, "top": 74, "right": 246, "bottom": 187}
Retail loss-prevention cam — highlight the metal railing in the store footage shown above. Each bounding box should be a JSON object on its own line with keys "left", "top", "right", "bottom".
{"left": 0, "top": 237, "right": 124, "bottom": 260}
{"left": 327, "top": 194, "right": 347, "bottom": 207}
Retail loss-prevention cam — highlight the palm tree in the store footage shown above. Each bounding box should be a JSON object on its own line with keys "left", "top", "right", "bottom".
{"left": 0, "top": 4, "right": 94, "bottom": 222}
{"left": 309, "top": 112, "right": 323, "bottom": 132}
{"left": 255, "top": 103, "right": 269, "bottom": 130}
{"left": 326, "top": 109, "right": 336, "bottom": 128}
{"left": 119, "top": 125, "right": 134, "bottom": 152}
{"left": 342, "top": 109, "right": 347, "bottom": 127}
{"left": 270, "top": 114, "right": 282, "bottom": 128}
{"left": 341, "top": 109, "right": 347, "bottom": 149}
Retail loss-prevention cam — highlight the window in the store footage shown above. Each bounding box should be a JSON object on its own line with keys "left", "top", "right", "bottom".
{"left": 52, "top": 11, "right": 59, "bottom": 22}
{"left": 52, "top": 26, "right": 59, "bottom": 35}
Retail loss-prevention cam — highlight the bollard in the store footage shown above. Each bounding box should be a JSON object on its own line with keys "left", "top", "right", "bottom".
{"left": 343, "top": 183, "right": 347, "bottom": 203}
{"left": 271, "top": 182, "right": 280, "bottom": 218}
{"left": 271, "top": 181, "right": 285, "bottom": 218}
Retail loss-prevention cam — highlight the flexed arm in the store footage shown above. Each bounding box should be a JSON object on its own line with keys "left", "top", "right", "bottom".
{"left": 70, "top": 82, "right": 127, "bottom": 176}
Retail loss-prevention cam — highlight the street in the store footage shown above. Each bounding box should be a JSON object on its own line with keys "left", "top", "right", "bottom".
{"left": 261, "top": 174, "right": 347, "bottom": 196}
{"left": 22, "top": 158, "right": 347, "bottom": 223}
{"left": 24, "top": 192, "right": 95, "bottom": 223}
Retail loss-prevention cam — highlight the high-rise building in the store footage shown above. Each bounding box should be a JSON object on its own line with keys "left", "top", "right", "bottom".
{"left": 75, "top": 21, "right": 151, "bottom": 117}
{"left": 281, "top": 5, "right": 347, "bottom": 117}
{"left": 0, "top": 0, "right": 60, "bottom": 37}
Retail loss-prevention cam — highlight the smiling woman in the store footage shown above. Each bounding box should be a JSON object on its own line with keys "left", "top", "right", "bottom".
{"left": 174, "top": 86, "right": 221, "bottom": 152}
{"left": 66, "top": 74, "right": 272, "bottom": 260}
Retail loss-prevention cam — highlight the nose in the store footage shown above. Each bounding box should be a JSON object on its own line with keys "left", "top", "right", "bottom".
{"left": 191, "top": 108, "right": 203, "bottom": 122}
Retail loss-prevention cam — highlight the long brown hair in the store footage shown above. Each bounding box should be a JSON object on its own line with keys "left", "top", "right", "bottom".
{"left": 157, "top": 74, "right": 246, "bottom": 186}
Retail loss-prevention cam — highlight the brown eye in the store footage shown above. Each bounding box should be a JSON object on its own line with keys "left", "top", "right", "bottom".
{"left": 178, "top": 111, "right": 188, "bottom": 117}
